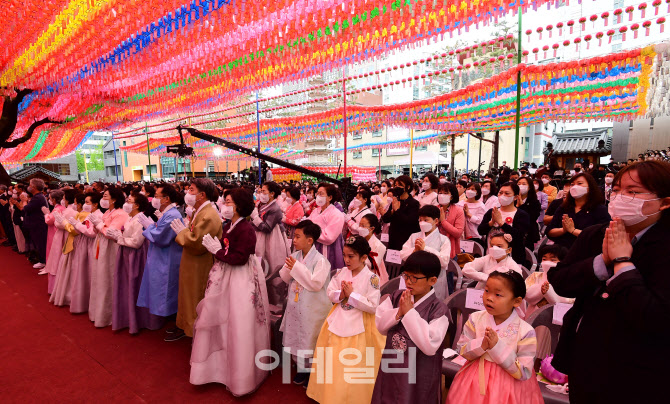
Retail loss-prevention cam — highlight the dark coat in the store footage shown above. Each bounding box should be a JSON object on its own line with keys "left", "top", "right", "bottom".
{"left": 22, "top": 193, "right": 48, "bottom": 230}
{"left": 547, "top": 222, "right": 670, "bottom": 404}
{"left": 382, "top": 196, "right": 420, "bottom": 251}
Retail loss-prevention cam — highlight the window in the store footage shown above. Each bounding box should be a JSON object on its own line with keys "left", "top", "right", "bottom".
{"left": 372, "top": 130, "right": 382, "bottom": 138}
{"left": 352, "top": 133, "right": 363, "bottom": 140}
{"left": 146, "top": 164, "right": 158, "bottom": 174}
{"left": 413, "top": 86, "right": 420, "bottom": 100}
{"left": 103, "top": 150, "right": 116, "bottom": 159}
{"left": 612, "top": 33, "right": 622, "bottom": 42}
{"left": 439, "top": 142, "right": 448, "bottom": 152}
{"left": 372, "top": 148, "right": 381, "bottom": 157}
{"left": 123, "top": 151, "right": 128, "bottom": 167}
{"left": 613, "top": 0, "right": 624, "bottom": 8}
{"left": 353, "top": 151, "right": 362, "bottom": 159}
{"left": 612, "top": 44, "right": 622, "bottom": 52}
{"left": 415, "top": 145, "right": 427, "bottom": 151}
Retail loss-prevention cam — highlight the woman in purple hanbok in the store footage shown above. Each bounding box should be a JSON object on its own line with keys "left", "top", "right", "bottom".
{"left": 110, "top": 193, "right": 164, "bottom": 334}
{"left": 308, "top": 183, "right": 346, "bottom": 270}
{"left": 192, "top": 188, "right": 270, "bottom": 396}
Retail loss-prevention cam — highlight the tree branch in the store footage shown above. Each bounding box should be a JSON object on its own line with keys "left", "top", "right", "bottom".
{"left": 0, "top": 117, "right": 63, "bottom": 148}
{"left": 468, "top": 132, "right": 495, "bottom": 144}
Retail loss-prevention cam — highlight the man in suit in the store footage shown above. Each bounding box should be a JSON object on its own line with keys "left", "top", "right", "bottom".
{"left": 23, "top": 178, "right": 49, "bottom": 269}
{"left": 547, "top": 160, "right": 670, "bottom": 404}
{"left": 599, "top": 171, "right": 614, "bottom": 205}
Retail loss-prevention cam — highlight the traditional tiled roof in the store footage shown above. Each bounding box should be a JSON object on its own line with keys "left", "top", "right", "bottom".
{"left": 550, "top": 129, "right": 612, "bottom": 156}
{"left": 10, "top": 165, "right": 61, "bottom": 181}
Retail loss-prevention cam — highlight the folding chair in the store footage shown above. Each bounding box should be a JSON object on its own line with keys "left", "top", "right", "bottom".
{"left": 525, "top": 247, "right": 538, "bottom": 271}
{"left": 441, "top": 289, "right": 480, "bottom": 384}
{"left": 380, "top": 276, "right": 401, "bottom": 297}
{"left": 526, "top": 305, "right": 570, "bottom": 404}
{"left": 520, "top": 265, "right": 531, "bottom": 279}
{"left": 385, "top": 261, "right": 404, "bottom": 280}
{"left": 446, "top": 259, "right": 463, "bottom": 292}
{"left": 471, "top": 241, "right": 485, "bottom": 257}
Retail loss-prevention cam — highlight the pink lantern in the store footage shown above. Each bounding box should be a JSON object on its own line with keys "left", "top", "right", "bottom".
{"left": 584, "top": 34, "right": 592, "bottom": 49}
{"left": 579, "top": 17, "right": 587, "bottom": 31}
{"left": 658, "top": 16, "right": 667, "bottom": 33}
{"left": 631, "top": 23, "right": 640, "bottom": 39}
{"left": 596, "top": 31, "right": 605, "bottom": 46}
{"left": 567, "top": 20, "right": 575, "bottom": 34}
{"left": 589, "top": 14, "right": 598, "bottom": 28}
{"left": 626, "top": 6, "right": 635, "bottom": 21}
{"left": 639, "top": 3, "right": 648, "bottom": 19}
{"left": 574, "top": 37, "right": 582, "bottom": 51}
{"left": 614, "top": 8, "right": 623, "bottom": 24}
{"left": 556, "top": 21, "right": 564, "bottom": 36}
{"left": 607, "top": 29, "right": 616, "bottom": 44}
{"left": 536, "top": 26, "right": 543, "bottom": 40}
{"left": 546, "top": 24, "right": 554, "bottom": 38}
{"left": 619, "top": 26, "right": 628, "bottom": 41}
{"left": 601, "top": 11, "right": 610, "bottom": 26}
{"left": 643, "top": 20, "right": 653, "bottom": 36}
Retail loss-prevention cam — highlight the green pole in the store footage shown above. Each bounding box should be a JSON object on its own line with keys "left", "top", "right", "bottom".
{"left": 145, "top": 122, "right": 153, "bottom": 181}
{"left": 513, "top": 5, "right": 523, "bottom": 170}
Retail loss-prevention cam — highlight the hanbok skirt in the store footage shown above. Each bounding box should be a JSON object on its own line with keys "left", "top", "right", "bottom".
{"left": 46, "top": 224, "right": 55, "bottom": 263}
{"left": 13, "top": 223, "right": 25, "bottom": 253}
{"left": 69, "top": 236, "right": 97, "bottom": 313}
{"left": 112, "top": 242, "right": 164, "bottom": 334}
{"left": 316, "top": 234, "right": 345, "bottom": 274}
{"left": 255, "top": 225, "right": 290, "bottom": 306}
{"left": 50, "top": 247, "right": 76, "bottom": 306}
{"left": 446, "top": 357, "right": 543, "bottom": 404}
{"left": 306, "top": 307, "right": 386, "bottom": 404}
{"left": 89, "top": 234, "right": 119, "bottom": 327}
{"left": 190, "top": 255, "right": 271, "bottom": 396}
{"left": 45, "top": 228, "right": 68, "bottom": 294}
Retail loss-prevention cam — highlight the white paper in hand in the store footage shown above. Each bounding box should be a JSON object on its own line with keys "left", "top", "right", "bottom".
{"left": 380, "top": 233, "right": 389, "bottom": 243}
{"left": 552, "top": 302, "right": 573, "bottom": 326}
{"left": 385, "top": 249, "right": 402, "bottom": 265}
{"left": 461, "top": 240, "right": 475, "bottom": 254}
{"left": 465, "top": 288, "right": 486, "bottom": 311}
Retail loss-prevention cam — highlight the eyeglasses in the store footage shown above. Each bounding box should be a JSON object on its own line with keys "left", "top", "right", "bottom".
{"left": 610, "top": 190, "right": 656, "bottom": 203}
{"left": 401, "top": 272, "right": 428, "bottom": 283}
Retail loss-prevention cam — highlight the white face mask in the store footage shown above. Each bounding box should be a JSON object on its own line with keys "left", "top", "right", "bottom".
{"left": 357, "top": 227, "right": 370, "bottom": 237}
{"left": 605, "top": 177, "right": 614, "bottom": 185}
{"left": 258, "top": 193, "right": 270, "bottom": 204}
{"left": 608, "top": 194, "right": 660, "bottom": 226}
{"left": 481, "top": 188, "right": 490, "bottom": 196}
{"left": 419, "top": 221, "right": 434, "bottom": 233}
{"left": 184, "top": 193, "right": 197, "bottom": 207}
{"left": 100, "top": 199, "right": 110, "bottom": 209}
{"left": 185, "top": 206, "right": 194, "bottom": 217}
{"left": 139, "top": 191, "right": 146, "bottom": 195}
{"left": 306, "top": 194, "right": 314, "bottom": 201}
{"left": 82, "top": 204, "right": 92, "bottom": 213}
{"left": 439, "top": 179, "right": 447, "bottom": 184}
{"left": 569, "top": 185, "right": 588, "bottom": 199}
{"left": 541, "top": 260, "right": 558, "bottom": 273}
{"left": 380, "top": 186, "right": 388, "bottom": 193}
{"left": 286, "top": 197, "right": 293, "bottom": 204}
{"left": 518, "top": 185, "right": 529, "bottom": 195}
{"left": 489, "top": 246, "right": 508, "bottom": 260}
{"left": 122, "top": 202, "right": 133, "bottom": 214}
{"left": 315, "top": 195, "right": 327, "bottom": 207}
{"left": 352, "top": 198, "right": 362, "bottom": 208}
{"left": 221, "top": 205, "right": 234, "bottom": 220}
{"left": 60, "top": 199, "right": 67, "bottom": 207}
{"left": 438, "top": 194, "right": 451, "bottom": 205}
{"left": 542, "top": 178, "right": 550, "bottom": 185}
{"left": 151, "top": 197, "right": 162, "bottom": 210}
{"left": 498, "top": 195, "right": 514, "bottom": 207}
{"left": 465, "top": 190, "right": 477, "bottom": 199}
{"left": 534, "top": 184, "right": 540, "bottom": 191}
{"left": 422, "top": 182, "right": 431, "bottom": 191}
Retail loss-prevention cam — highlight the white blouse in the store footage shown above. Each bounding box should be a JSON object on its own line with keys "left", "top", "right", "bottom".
{"left": 462, "top": 255, "right": 522, "bottom": 289}
{"left": 326, "top": 266, "right": 381, "bottom": 337}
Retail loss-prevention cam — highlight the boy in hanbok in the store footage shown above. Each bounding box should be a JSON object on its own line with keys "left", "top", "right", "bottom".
{"left": 462, "top": 232, "right": 522, "bottom": 289}
{"left": 279, "top": 220, "right": 331, "bottom": 386}
{"left": 306, "top": 236, "right": 386, "bottom": 404}
{"left": 447, "top": 271, "right": 543, "bottom": 404}
{"left": 372, "top": 251, "right": 450, "bottom": 404}
{"left": 399, "top": 205, "right": 451, "bottom": 300}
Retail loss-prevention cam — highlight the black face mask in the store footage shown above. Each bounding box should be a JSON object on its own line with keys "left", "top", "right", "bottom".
{"left": 574, "top": 168, "right": 581, "bottom": 172}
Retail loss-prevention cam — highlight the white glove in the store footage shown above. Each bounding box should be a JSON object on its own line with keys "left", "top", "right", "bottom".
{"left": 201, "top": 233, "right": 222, "bottom": 255}
{"left": 155, "top": 210, "right": 163, "bottom": 219}
{"left": 136, "top": 213, "right": 154, "bottom": 229}
{"left": 54, "top": 211, "right": 64, "bottom": 227}
{"left": 88, "top": 214, "right": 101, "bottom": 226}
{"left": 106, "top": 228, "right": 122, "bottom": 240}
{"left": 67, "top": 217, "right": 79, "bottom": 226}
{"left": 250, "top": 207, "right": 260, "bottom": 221}
{"left": 41, "top": 206, "right": 50, "bottom": 215}
{"left": 170, "top": 218, "right": 187, "bottom": 234}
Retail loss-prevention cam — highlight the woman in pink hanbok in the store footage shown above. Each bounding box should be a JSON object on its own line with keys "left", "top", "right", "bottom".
{"left": 308, "top": 183, "right": 346, "bottom": 270}
{"left": 43, "top": 190, "right": 76, "bottom": 293}
{"left": 193, "top": 188, "right": 270, "bottom": 396}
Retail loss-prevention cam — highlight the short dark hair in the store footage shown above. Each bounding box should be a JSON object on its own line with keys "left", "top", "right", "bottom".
{"left": 63, "top": 189, "right": 77, "bottom": 204}
{"left": 538, "top": 244, "right": 568, "bottom": 261}
{"left": 287, "top": 187, "right": 300, "bottom": 201}
{"left": 86, "top": 192, "right": 103, "bottom": 207}
{"left": 438, "top": 183, "right": 459, "bottom": 204}
{"left": 132, "top": 193, "right": 150, "bottom": 213}
{"left": 343, "top": 235, "right": 372, "bottom": 258}
{"left": 466, "top": 182, "right": 482, "bottom": 200}
{"left": 317, "top": 183, "right": 340, "bottom": 202}
{"left": 157, "top": 183, "right": 184, "bottom": 206}
{"left": 423, "top": 173, "right": 439, "bottom": 190}
{"left": 394, "top": 175, "right": 413, "bottom": 190}
{"left": 457, "top": 180, "right": 468, "bottom": 189}
{"left": 488, "top": 270, "right": 526, "bottom": 298}
{"left": 499, "top": 181, "right": 520, "bottom": 196}
{"left": 403, "top": 250, "right": 441, "bottom": 278}
{"left": 143, "top": 184, "right": 156, "bottom": 197}
{"left": 74, "top": 192, "right": 86, "bottom": 206}
{"left": 356, "top": 189, "right": 372, "bottom": 207}
{"left": 191, "top": 178, "right": 219, "bottom": 202}
{"left": 107, "top": 187, "right": 126, "bottom": 209}
{"left": 296, "top": 220, "right": 322, "bottom": 242}
{"left": 361, "top": 213, "right": 380, "bottom": 235}
{"left": 418, "top": 205, "right": 440, "bottom": 220}
{"left": 229, "top": 188, "right": 255, "bottom": 217}
{"left": 481, "top": 180, "right": 497, "bottom": 198}
{"left": 533, "top": 177, "right": 544, "bottom": 192}
{"left": 263, "top": 181, "right": 282, "bottom": 199}
{"left": 563, "top": 172, "right": 604, "bottom": 211}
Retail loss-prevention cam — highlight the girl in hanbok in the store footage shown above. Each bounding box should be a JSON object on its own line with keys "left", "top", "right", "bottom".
{"left": 251, "top": 181, "right": 290, "bottom": 305}
{"left": 459, "top": 183, "right": 487, "bottom": 241}
{"left": 89, "top": 187, "right": 129, "bottom": 327}
{"left": 463, "top": 232, "right": 523, "bottom": 289}
{"left": 344, "top": 189, "right": 373, "bottom": 238}
{"left": 358, "top": 214, "right": 388, "bottom": 285}
{"left": 282, "top": 187, "right": 305, "bottom": 243}
{"left": 67, "top": 193, "right": 101, "bottom": 313}
{"left": 43, "top": 190, "right": 75, "bottom": 292}
{"left": 195, "top": 188, "right": 270, "bottom": 396}
{"left": 50, "top": 192, "right": 87, "bottom": 307}
{"left": 109, "top": 193, "right": 165, "bottom": 334}
{"left": 446, "top": 270, "right": 543, "bottom": 404}
{"left": 399, "top": 205, "right": 451, "bottom": 300}
{"left": 279, "top": 220, "right": 332, "bottom": 386}
{"left": 308, "top": 183, "right": 346, "bottom": 270}
{"left": 306, "top": 236, "right": 386, "bottom": 404}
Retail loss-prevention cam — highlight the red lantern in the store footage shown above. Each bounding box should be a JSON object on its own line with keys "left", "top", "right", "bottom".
{"left": 536, "top": 26, "right": 543, "bottom": 40}
{"left": 579, "top": 17, "right": 587, "bottom": 31}
{"left": 631, "top": 23, "right": 640, "bottom": 39}
{"left": 574, "top": 37, "right": 582, "bottom": 51}
{"left": 626, "top": 6, "right": 635, "bottom": 21}
{"left": 643, "top": 20, "right": 653, "bottom": 36}
{"left": 567, "top": 20, "right": 575, "bottom": 34}
{"left": 639, "top": 3, "right": 648, "bottom": 19}
{"left": 601, "top": 11, "right": 610, "bottom": 26}
{"left": 552, "top": 43, "right": 560, "bottom": 58}
{"left": 556, "top": 21, "right": 564, "bottom": 36}
{"left": 546, "top": 24, "right": 554, "bottom": 38}
{"left": 653, "top": 0, "right": 661, "bottom": 15}
{"left": 525, "top": 29, "right": 532, "bottom": 41}
{"left": 619, "top": 26, "right": 628, "bottom": 41}
{"left": 658, "top": 16, "right": 666, "bottom": 33}
{"left": 589, "top": 14, "right": 598, "bottom": 28}
{"left": 614, "top": 8, "right": 623, "bottom": 24}
{"left": 607, "top": 29, "right": 616, "bottom": 44}
{"left": 596, "top": 31, "right": 605, "bottom": 47}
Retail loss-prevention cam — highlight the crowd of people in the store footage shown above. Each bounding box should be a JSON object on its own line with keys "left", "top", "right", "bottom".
{"left": 0, "top": 155, "right": 668, "bottom": 404}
